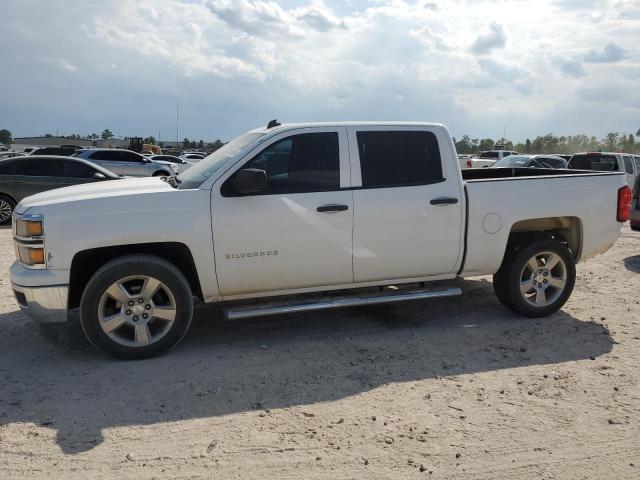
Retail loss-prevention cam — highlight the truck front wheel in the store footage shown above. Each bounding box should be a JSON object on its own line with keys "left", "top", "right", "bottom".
{"left": 493, "top": 239, "right": 576, "bottom": 318}
{"left": 80, "top": 254, "right": 194, "bottom": 359}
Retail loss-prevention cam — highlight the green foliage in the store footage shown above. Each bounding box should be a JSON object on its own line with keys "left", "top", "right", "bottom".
{"left": 101, "top": 129, "right": 114, "bottom": 139}
{"left": 0, "top": 129, "right": 13, "bottom": 144}
{"left": 453, "top": 131, "right": 640, "bottom": 155}
{"left": 143, "top": 136, "right": 156, "bottom": 145}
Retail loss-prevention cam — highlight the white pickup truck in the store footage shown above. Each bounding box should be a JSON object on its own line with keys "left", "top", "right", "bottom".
{"left": 9, "top": 121, "right": 631, "bottom": 359}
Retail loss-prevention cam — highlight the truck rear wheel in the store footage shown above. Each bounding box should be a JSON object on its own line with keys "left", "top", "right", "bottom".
{"left": 80, "top": 254, "right": 194, "bottom": 359}
{"left": 493, "top": 239, "right": 575, "bottom": 318}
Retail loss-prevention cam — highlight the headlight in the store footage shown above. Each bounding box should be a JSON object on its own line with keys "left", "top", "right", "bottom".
{"left": 15, "top": 218, "right": 43, "bottom": 238}
{"left": 17, "top": 245, "right": 45, "bottom": 266}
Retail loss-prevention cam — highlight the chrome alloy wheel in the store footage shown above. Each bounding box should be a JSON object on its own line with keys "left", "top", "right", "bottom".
{"left": 519, "top": 251, "right": 567, "bottom": 307}
{"left": 0, "top": 199, "right": 11, "bottom": 223}
{"left": 98, "top": 275, "right": 176, "bottom": 347}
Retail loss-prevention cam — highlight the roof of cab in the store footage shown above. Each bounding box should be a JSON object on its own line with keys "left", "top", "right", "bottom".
{"left": 248, "top": 121, "right": 447, "bottom": 134}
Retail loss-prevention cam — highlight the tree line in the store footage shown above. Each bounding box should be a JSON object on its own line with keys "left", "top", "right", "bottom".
{"left": 454, "top": 130, "right": 640, "bottom": 155}
{"left": 0, "top": 128, "right": 226, "bottom": 152}
{"left": 4, "top": 127, "right": 640, "bottom": 155}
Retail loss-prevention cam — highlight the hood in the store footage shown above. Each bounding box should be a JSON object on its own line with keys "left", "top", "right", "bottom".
{"left": 16, "top": 177, "right": 174, "bottom": 214}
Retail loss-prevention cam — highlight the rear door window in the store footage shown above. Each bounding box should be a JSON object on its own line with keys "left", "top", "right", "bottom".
{"left": 569, "top": 154, "right": 619, "bottom": 172}
{"left": 57, "top": 160, "right": 96, "bottom": 178}
{"left": 623, "top": 156, "right": 634, "bottom": 174}
{"left": 89, "top": 150, "right": 122, "bottom": 162}
{"left": 356, "top": 130, "right": 443, "bottom": 188}
{"left": 0, "top": 160, "right": 15, "bottom": 174}
{"left": 121, "top": 151, "right": 145, "bottom": 163}
{"left": 12, "top": 158, "right": 58, "bottom": 176}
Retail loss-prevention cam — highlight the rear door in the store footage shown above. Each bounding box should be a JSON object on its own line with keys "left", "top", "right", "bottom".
{"left": 87, "top": 150, "right": 125, "bottom": 175}
{"left": 55, "top": 159, "right": 102, "bottom": 186}
{"left": 120, "top": 150, "right": 152, "bottom": 176}
{"left": 211, "top": 127, "right": 354, "bottom": 297}
{"left": 10, "top": 157, "right": 61, "bottom": 199}
{"left": 348, "top": 126, "right": 464, "bottom": 283}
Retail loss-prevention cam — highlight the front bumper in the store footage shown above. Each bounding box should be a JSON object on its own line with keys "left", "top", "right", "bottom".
{"left": 11, "top": 283, "right": 69, "bottom": 323}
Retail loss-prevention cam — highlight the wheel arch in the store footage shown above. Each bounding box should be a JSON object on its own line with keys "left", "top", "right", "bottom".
{"left": 506, "top": 216, "right": 583, "bottom": 261}
{"left": 69, "top": 242, "right": 203, "bottom": 309}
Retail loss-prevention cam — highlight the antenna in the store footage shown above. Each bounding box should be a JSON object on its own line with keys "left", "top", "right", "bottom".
{"left": 267, "top": 119, "right": 281, "bottom": 129}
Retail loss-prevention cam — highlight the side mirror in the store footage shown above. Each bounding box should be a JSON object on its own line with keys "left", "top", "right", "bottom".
{"left": 231, "top": 168, "right": 267, "bottom": 195}
{"left": 93, "top": 172, "right": 106, "bottom": 180}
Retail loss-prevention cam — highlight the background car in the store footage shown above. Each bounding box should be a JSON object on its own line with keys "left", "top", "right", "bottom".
{"left": 73, "top": 148, "right": 177, "bottom": 177}
{"left": 28, "top": 145, "right": 83, "bottom": 156}
{"left": 149, "top": 154, "right": 193, "bottom": 173}
{"left": 0, "top": 155, "right": 120, "bottom": 225}
{"left": 180, "top": 153, "right": 205, "bottom": 163}
{"left": 490, "top": 154, "right": 568, "bottom": 169}
{"left": 568, "top": 152, "right": 637, "bottom": 188}
{"left": 0, "top": 152, "right": 26, "bottom": 160}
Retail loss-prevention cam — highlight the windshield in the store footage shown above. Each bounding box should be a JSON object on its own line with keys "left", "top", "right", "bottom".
{"left": 492, "top": 155, "right": 531, "bottom": 167}
{"left": 568, "top": 154, "right": 619, "bottom": 172}
{"left": 177, "top": 132, "right": 265, "bottom": 189}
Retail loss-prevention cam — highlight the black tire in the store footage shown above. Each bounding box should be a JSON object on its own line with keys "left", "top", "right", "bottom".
{"left": 152, "top": 170, "right": 170, "bottom": 177}
{"left": 0, "top": 194, "right": 16, "bottom": 225}
{"left": 80, "top": 254, "right": 194, "bottom": 359}
{"left": 492, "top": 269, "right": 513, "bottom": 310}
{"left": 493, "top": 239, "right": 575, "bottom": 318}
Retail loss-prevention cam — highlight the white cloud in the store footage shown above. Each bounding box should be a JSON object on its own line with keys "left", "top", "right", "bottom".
{"left": 1, "top": 0, "right": 639, "bottom": 141}
{"left": 469, "top": 22, "right": 506, "bottom": 55}
{"left": 584, "top": 43, "right": 626, "bottom": 63}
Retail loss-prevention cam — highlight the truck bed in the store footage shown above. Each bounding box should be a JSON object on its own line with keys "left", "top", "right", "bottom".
{"left": 460, "top": 168, "right": 626, "bottom": 277}
{"left": 461, "top": 167, "right": 614, "bottom": 181}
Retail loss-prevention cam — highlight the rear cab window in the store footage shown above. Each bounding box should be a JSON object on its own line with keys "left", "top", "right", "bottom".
{"left": 569, "top": 154, "right": 620, "bottom": 172}
{"left": 356, "top": 130, "right": 443, "bottom": 188}
{"left": 622, "top": 156, "right": 634, "bottom": 175}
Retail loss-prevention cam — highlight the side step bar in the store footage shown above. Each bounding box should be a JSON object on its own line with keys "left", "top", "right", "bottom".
{"left": 224, "top": 286, "right": 462, "bottom": 321}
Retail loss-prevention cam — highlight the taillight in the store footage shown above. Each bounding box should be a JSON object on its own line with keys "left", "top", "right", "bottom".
{"left": 467, "top": 160, "right": 472, "bottom": 168}
{"left": 617, "top": 185, "right": 631, "bottom": 222}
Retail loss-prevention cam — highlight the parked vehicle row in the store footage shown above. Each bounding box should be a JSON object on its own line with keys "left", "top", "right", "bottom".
{"left": 490, "top": 154, "right": 568, "bottom": 169}
{"left": 9, "top": 121, "right": 630, "bottom": 359}
{"left": 72, "top": 148, "right": 178, "bottom": 177}
{"left": 149, "top": 155, "right": 194, "bottom": 173}
{"left": 460, "top": 150, "right": 519, "bottom": 169}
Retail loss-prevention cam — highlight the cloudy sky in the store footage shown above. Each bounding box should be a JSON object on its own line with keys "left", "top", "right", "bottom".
{"left": 2, "top": 0, "right": 639, "bottom": 142}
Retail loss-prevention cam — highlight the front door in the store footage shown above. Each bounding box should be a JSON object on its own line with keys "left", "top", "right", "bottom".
{"left": 347, "top": 126, "right": 464, "bottom": 283}
{"left": 211, "top": 128, "right": 353, "bottom": 297}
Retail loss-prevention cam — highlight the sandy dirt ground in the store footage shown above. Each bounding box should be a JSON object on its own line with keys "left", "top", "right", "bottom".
{"left": 0, "top": 224, "right": 639, "bottom": 479}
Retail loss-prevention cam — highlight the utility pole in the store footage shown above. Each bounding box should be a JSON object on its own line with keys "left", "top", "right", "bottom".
{"left": 176, "top": 104, "right": 179, "bottom": 147}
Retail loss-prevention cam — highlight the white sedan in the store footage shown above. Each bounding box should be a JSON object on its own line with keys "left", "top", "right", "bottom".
{"left": 149, "top": 155, "right": 194, "bottom": 173}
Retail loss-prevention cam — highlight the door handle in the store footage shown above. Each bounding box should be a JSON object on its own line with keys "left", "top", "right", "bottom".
{"left": 430, "top": 197, "right": 459, "bottom": 206}
{"left": 317, "top": 204, "right": 349, "bottom": 213}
